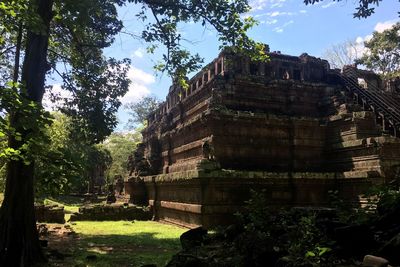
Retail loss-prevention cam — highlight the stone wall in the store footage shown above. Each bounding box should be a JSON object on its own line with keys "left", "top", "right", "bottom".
{"left": 35, "top": 204, "right": 65, "bottom": 224}
{"left": 144, "top": 170, "right": 373, "bottom": 228}
{"left": 69, "top": 203, "right": 152, "bottom": 221}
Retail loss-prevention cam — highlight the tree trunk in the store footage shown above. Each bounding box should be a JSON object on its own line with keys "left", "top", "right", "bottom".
{"left": 0, "top": 0, "right": 53, "bottom": 266}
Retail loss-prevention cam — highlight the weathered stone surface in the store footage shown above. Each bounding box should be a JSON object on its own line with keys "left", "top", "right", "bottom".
{"left": 363, "top": 255, "right": 389, "bottom": 267}
{"left": 121, "top": 51, "right": 400, "bottom": 228}
{"left": 69, "top": 203, "right": 152, "bottom": 221}
{"left": 35, "top": 204, "right": 65, "bottom": 224}
{"left": 180, "top": 227, "right": 207, "bottom": 250}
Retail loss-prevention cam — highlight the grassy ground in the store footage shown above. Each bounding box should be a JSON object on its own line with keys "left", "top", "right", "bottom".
{"left": 0, "top": 195, "right": 185, "bottom": 266}
{"left": 0, "top": 193, "right": 3, "bottom": 204}
{"left": 44, "top": 221, "right": 185, "bottom": 267}
{"left": 40, "top": 196, "right": 186, "bottom": 267}
{"left": 67, "top": 221, "right": 185, "bottom": 267}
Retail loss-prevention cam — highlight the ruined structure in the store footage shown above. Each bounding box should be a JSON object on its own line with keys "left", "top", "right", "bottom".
{"left": 125, "top": 50, "right": 400, "bottom": 228}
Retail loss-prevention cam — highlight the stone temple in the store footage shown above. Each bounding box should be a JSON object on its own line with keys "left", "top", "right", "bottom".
{"left": 123, "top": 49, "right": 400, "bottom": 228}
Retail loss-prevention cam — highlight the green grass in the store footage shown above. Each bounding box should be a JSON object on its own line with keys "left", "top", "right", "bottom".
{"left": 52, "top": 221, "right": 186, "bottom": 267}
{"left": 39, "top": 196, "right": 186, "bottom": 266}
{"left": 44, "top": 196, "right": 81, "bottom": 221}
{"left": 44, "top": 197, "right": 80, "bottom": 213}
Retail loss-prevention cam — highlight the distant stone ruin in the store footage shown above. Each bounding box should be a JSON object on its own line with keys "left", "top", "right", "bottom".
{"left": 35, "top": 204, "right": 65, "bottom": 224}
{"left": 123, "top": 49, "right": 400, "bottom": 228}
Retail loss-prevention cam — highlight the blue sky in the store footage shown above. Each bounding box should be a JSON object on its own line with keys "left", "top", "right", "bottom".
{"left": 44, "top": 0, "right": 400, "bottom": 131}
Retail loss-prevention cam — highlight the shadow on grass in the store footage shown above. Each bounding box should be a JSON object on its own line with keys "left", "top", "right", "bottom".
{"left": 48, "top": 232, "right": 182, "bottom": 267}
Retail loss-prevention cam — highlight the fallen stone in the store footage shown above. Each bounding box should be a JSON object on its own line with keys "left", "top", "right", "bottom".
{"left": 363, "top": 255, "right": 389, "bottom": 267}
{"left": 180, "top": 227, "right": 207, "bottom": 250}
{"left": 35, "top": 204, "right": 65, "bottom": 224}
{"left": 379, "top": 232, "right": 400, "bottom": 265}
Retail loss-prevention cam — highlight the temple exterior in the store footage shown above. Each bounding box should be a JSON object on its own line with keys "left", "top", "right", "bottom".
{"left": 123, "top": 50, "right": 400, "bottom": 228}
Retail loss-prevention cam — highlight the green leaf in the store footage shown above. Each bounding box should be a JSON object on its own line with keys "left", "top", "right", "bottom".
{"left": 317, "top": 247, "right": 332, "bottom": 256}
{"left": 305, "top": 251, "right": 316, "bottom": 258}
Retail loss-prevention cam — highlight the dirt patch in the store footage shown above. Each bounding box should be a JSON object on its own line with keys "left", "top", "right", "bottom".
{"left": 38, "top": 224, "right": 78, "bottom": 266}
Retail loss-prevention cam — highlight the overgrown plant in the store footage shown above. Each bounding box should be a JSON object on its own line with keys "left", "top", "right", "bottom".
{"left": 236, "top": 190, "right": 336, "bottom": 267}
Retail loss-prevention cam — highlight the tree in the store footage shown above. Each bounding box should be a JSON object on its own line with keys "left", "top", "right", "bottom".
{"left": 304, "top": 0, "right": 395, "bottom": 19}
{"left": 357, "top": 22, "right": 400, "bottom": 78}
{"left": 125, "top": 95, "right": 161, "bottom": 128}
{"left": 323, "top": 40, "right": 361, "bottom": 69}
{"left": 0, "top": 0, "right": 129, "bottom": 264}
{"left": 0, "top": 0, "right": 54, "bottom": 264}
{"left": 34, "top": 112, "right": 82, "bottom": 197}
{"left": 101, "top": 132, "right": 141, "bottom": 183}
{"left": 0, "top": 0, "right": 265, "bottom": 265}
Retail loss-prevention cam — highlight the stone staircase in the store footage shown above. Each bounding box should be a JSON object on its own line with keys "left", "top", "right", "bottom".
{"left": 340, "top": 68, "right": 400, "bottom": 137}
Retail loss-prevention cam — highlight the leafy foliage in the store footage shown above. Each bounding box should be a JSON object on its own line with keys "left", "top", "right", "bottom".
{"left": 101, "top": 132, "right": 141, "bottom": 182}
{"left": 304, "top": 0, "right": 387, "bottom": 18}
{"left": 48, "top": 0, "right": 131, "bottom": 144}
{"left": 129, "top": 0, "right": 268, "bottom": 87}
{"left": 0, "top": 84, "right": 53, "bottom": 165}
{"left": 125, "top": 95, "right": 161, "bottom": 128}
{"left": 357, "top": 22, "right": 400, "bottom": 78}
{"left": 236, "top": 190, "right": 336, "bottom": 267}
{"left": 0, "top": 111, "right": 116, "bottom": 196}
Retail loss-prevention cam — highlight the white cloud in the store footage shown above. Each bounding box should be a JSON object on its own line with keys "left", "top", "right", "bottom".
{"left": 270, "top": 0, "right": 286, "bottom": 8}
{"left": 42, "top": 84, "right": 74, "bottom": 111}
{"left": 120, "top": 67, "right": 155, "bottom": 104}
{"left": 249, "top": 0, "right": 287, "bottom": 11}
{"left": 374, "top": 20, "right": 397, "bottom": 33}
{"left": 321, "top": 2, "right": 337, "bottom": 8}
{"left": 266, "top": 19, "right": 278, "bottom": 24}
{"left": 352, "top": 37, "right": 367, "bottom": 58}
{"left": 273, "top": 20, "right": 294, "bottom": 33}
{"left": 249, "top": 0, "right": 269, "bottom": 11}
{"left": 127, "top": 67, "right": 155, "bottom": 85}
{"left": 270, "top": 11, "right": 280, "bottom": 17}
{"left": 348, "top": 20, "right": 398, "bottom": 59}
{"left": 364, "top": 34, "right": 373, "bottom": 42}
{"left": 355, "top": 36, "right": 363, "bottom": 44}
{"left": 267, "top": 11, "right": 295, "bottom": 17}
{"left": 299, "top": 10, "right": 307, "bottom": 14}
{"left": 132, "top": 48, "right": 145, "bottom": 58}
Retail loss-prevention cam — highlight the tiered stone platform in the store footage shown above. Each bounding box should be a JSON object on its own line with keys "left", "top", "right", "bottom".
{"left": 125, "top": 50, "right": 400, "bottom": 228}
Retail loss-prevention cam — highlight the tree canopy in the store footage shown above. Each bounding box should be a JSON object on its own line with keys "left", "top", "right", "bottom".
{"left": 304, "top": 0, "right": 394, "bottom": 19}
{"left": 357, "top": 22, "right": 400, "bottom": 78}
{"left": 125, "top": 95, "right": 161, "bottom": 128}
{"left": 323, "top": 40, "right": 361, "bottom": 69}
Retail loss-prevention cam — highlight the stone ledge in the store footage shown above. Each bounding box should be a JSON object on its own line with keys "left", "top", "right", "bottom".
{"left": 143, "top": 169, "right": 381, "bottom": 183}
{"left": 69, "top": 203, "right": 152, "bottom": 221}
